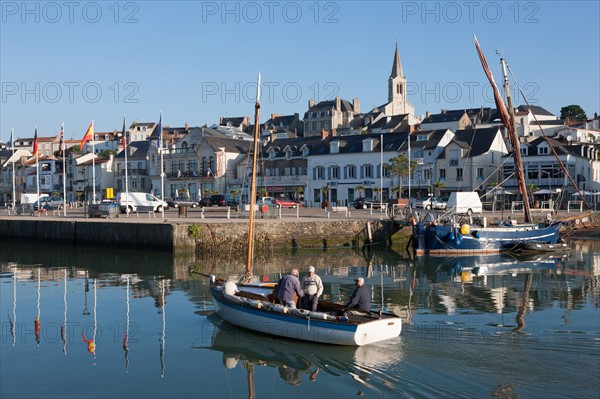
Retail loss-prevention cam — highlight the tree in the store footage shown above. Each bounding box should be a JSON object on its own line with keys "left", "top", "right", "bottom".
{"left": 355, "top": 185, "right": 365, "bottom": 198}
{"left": 560, "top": 105, "right": 587, "bottom": 121}
{"left": 294, "top": 186, "right": 304, "bottom": 201}
{"left": 388, "top": 154, "right": 417, "bottom": 198}
{"left": 526, "top": 183, "right": 538, "bottom": 207}
{"left": 432, "top": 181, "right": 445, "bottom": 198}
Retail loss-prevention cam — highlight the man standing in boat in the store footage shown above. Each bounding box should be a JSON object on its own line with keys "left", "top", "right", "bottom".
{"left": 302, "top": 266, "right": 323, "bottom": 311}
{"left": 277, "top": 268, "right": 304, "bottom": 309}
{"left": 344, "top": 277, "right": 370, "bottom": 312}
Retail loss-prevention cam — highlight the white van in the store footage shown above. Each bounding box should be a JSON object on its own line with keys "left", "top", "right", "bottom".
{"left": 446, "top": 192, "right": 483, "bottom": 216}
{"left": 116, "top": 192, "right": 168, "bottom": 214}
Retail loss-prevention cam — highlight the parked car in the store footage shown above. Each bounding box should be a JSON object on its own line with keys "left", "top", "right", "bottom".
{"left": 33, "top": 196, "right": 64, "bottom": 210}
{"left": 257, "top": 196, "right": 275, "bottom": 205}
{"left": 199, "top": 197, "right": 211, "bottom": 207}
{"left": 353, "top": 198, "right": 386, "bottom": 210}
{"left": 274, "top": 198, "right": 298, "bottom": 208}
{"left": 416, "top": 197, "right": 446, "bottom": 210}
{"left": 167, "top": 197, "right": 199, "bottom": 208}
{"left": 209, "top": 194, "right": 239, "bottom": 209}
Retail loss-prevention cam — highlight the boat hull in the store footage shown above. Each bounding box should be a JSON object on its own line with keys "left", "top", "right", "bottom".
{"left": 413, "top": 222, "right": 561, "bottom": 256}
{"left": 210, "top": 287, "right": 402, "bottom": 346}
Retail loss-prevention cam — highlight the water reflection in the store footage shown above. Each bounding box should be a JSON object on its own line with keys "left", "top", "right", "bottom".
{"left": 195, "top": 314, "right": 403, "bottom": 395}
{"left": 1, "top": 238, "right": 599, "bottom": 398}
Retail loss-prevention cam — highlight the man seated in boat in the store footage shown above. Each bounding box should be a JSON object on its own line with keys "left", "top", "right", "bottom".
{"left": 343, "top": 277, "right": 370, "bottom": 312}
{"left": 302, "top": 266, "right": 323, "bottom": 312}
{"left": 277, "top": 268, "right": 304, "bottom": 309}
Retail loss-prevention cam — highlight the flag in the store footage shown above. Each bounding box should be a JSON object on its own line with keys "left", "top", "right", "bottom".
{"left": 121, "top": 115, "right": 127, "bottom": 149}
{"left": 156, "top": 111, "right": 162, "bottom": 150}
{"left": 8, "top": 129, "right": 13, "bottom": 157}
{"left": 32, "top": 127, "right": 39, "bottom": 157}
{"left": 207, "top": 167, "right": 213, "bottom": 177}
{"left": 80, "top": 122, "right": 93, "bottom": 149}
{"left": 59, "top": 124, "right": 64, "bottom": 157}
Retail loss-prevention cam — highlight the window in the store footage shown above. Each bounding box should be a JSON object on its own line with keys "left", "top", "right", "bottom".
{"left": 457, "top": 168, "right": 463, "bottom": 181}
{"left": 539, "top": 146, "right": 549, "bottom": 154}
{"left": 348, "top": 165, "right": 356, "bottom": 178}
{"left": 477, "top": 168, "right": 484, "bottom": 179}
{"left": 424, "top": 169, "right": 431, "bottom": 179}
{"left": 332, "top": 166, "right": 340, "bottom": 179}
{"left": 313, "top": 189, "right": 321, "bottom": 203}
{"left": 316, "top": 166, "right": 324, "bottom": 179}
{"left": 417, "top": 135, "right": 427, "bottom": 141}
{"left": 521, "top": 147, "right": 528, "bottom": 156}
{"left": 364, "top": 165, "right": 373, "bottom": 178}
{"left": 439, "top": 168, "right": 446, "bottom": 180}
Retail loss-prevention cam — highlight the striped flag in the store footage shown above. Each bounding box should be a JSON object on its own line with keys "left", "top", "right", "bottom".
{"left": 59, "top": 124, "right": 65, "bottom": 156}
{"left": 32, "top": 127, "right": 39, "bottom": 157}
{"left": 80, "top": 121, "right": 93, "bottom": 149}
{"left": 121, "top": 115, "right": 127, "bottom": 149}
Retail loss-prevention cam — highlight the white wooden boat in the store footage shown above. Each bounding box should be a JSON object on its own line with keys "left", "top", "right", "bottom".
{"left": 209, "top": 280, "right": 402, "bottom": 346}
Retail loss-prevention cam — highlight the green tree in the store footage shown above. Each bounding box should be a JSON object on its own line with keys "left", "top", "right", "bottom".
{"left": 388, "top": 154, "right": 417, "bottom": 198}
{"left": 526, "top": 183, "right": 538, "bottom": 207}
{"left": 354, "top": 185, "right": 365, "bottom": 199}
{"left": 560, "top": 105, "right": 587, "bottom": 121}
{"left": 294, "top": 186, "right": 304, "bottom": 201}
{"left": 432, "top": 181, "right": 446, "bottom": 198}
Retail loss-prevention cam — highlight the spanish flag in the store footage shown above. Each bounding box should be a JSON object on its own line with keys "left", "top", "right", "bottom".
{"left": 32, "top": 127, "right": 39, "bottom": 157}
{"left": 80, "top": 121, "right": 93, "bottom": 149}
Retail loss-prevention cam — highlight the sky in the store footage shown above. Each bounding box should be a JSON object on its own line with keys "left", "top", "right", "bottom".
{"left": 1, "top": 0, "right": 599, "bottom": 141}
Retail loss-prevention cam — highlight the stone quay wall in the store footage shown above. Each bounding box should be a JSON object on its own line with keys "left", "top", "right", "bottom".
{"left": 1, "top": 218, "right": 404, "bottom": 253}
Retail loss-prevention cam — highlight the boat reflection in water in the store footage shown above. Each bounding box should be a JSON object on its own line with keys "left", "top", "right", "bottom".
{"left": 195, "top": 314, "right": 403, "bottom": 395}
{"left": 417, "top": 252, "right": 564, "bottom": 284}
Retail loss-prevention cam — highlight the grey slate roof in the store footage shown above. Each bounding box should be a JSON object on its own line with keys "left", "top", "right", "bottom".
{"left": 309, "top": 132, "right": 409, "bottom": 156}
{"left": 517, "top": 105, "right": 555, "bottom": 116}
{"left": 451, "top": 127, "right": 501, "bottom": 157}
{"left": 115, "top": 140, "right": 151, "bottom": 159}
{"left": 421, "top": 110, "right": 466, "bottom": 124}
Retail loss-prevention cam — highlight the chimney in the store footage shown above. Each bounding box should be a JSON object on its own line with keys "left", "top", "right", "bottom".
{"left": 426, "top": 111, "right": 431, "bottom": 118}
{"left": 321, "top": 128, "right": 328, "bottom": 140}
{"left": 353, "top": 97, "right": 360, "bottom": 114}
{"left": 219, "top": 116, "right": 223, "bottom": 125}
{"left": 441, "top": 109, "right": 448, "bottom": 114}
{"left": 308, "top": 99, "right": 315, "bottom": 109}
{"left": 335, "top": 96, "right": 341, "bottom": 112}
{"left": 185, "top": 122, "right": 189, "bottom": 131}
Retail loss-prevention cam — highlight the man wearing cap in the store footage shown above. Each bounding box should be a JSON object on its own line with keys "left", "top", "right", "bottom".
{"left": 302, "top": 266, "right": 324, "bottom": 311}
{"left": 344, "top": 277, "right": 370, "bottom": 312}
{"left": 277, "top": 268, "right": 304, "bottom": 309}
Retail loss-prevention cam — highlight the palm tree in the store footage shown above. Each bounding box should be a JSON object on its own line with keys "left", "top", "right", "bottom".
{"left": 388, "top": 154, "right": 417, "bottom": 198}
{"left": 526, "top": 183, "right": 538, "bottom": 208}
{"left": 294, "top": 186, "right": 304, "bottom": 201}
{"left": 432, "top": 181, "right": 445, "bottom": 198}
{"left": 355, "top": 185, "right": 365, "bottom": 199}
{"left": 321, "top": 184, "right": 330, "bottom": 208}
{"left": 392, "top": 185, "right": 401, "bottom": 199}
{"left": 373, "top": 187, "right": 382, "bottom": 202}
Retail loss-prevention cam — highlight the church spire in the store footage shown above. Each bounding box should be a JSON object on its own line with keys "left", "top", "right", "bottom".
{"left": 391, "top": 44, "right": 404, "bottom": 78}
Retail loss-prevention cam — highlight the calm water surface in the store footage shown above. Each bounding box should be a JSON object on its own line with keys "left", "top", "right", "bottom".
{"left": 1, "top": 238, "right": 599, "bottom": 398}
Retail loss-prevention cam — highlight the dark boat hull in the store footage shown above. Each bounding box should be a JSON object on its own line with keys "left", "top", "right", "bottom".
{"left": 413, "top": 222, "right": 561, "bottom": 256}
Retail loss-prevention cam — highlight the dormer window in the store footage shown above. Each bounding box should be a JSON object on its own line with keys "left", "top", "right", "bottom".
{"left": 285, "top": 148, "right": 292, "bottom": 160}
{"left": 301, "top": 147, "right": 309, "bottom": 159}
{"left": 417, "top": 135, "right": 427, "bottom": 141}
{"left": 539, "top": 146, "right": 549, "bottom": 154}
{"left": 520, "top": 147, "right": 527, "bottom": 156}
{"left": 362, "top": 139, "right": 374, "bottom": 152}
{"left": 330, "top": 141, "right": 340, "bottom": 154}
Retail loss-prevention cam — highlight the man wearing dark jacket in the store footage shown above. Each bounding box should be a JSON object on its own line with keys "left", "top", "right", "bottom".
{"left": 277, "top": 268, "right": 303, "bottom": 309}
{"left": 344, "top": 277, "right": 370, "bottom": 311}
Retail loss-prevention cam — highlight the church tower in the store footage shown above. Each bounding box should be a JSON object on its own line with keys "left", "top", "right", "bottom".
{"left": 387, "top": 45, "right": 414, "bottom": 116}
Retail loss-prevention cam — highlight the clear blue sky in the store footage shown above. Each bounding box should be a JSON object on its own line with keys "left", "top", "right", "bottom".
{"left": 1, "top": 0, "right": 598, "bottom": 141}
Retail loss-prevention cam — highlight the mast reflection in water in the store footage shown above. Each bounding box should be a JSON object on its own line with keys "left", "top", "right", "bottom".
{"left": 0, "top": 238, "right": 598, "bottom": 398}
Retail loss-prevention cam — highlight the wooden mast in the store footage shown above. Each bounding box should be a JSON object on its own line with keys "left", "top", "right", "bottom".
{"left": 501, "top": 58, "right": 532, "bottom": 223}
{"left": 243, "top": 73, "right": 261, "bottom": 282}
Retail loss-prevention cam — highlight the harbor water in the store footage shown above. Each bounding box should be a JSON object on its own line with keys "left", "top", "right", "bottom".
{"left": 1, "top": 237, "right": 599, "bottom": 398}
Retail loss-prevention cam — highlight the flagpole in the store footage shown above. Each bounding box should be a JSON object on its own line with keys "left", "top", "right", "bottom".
{"left": 123, "top": 115, "right": 129, "bottom": 218}
{"left": 35, "top": 126, "right": 40, "bottom": 208}
{"left": 91, "top": 120, "right": 96, "bottom": 204}
{"left": 62, "top": 123, "right": 67, "bottom": 216}
{"left": 159, "top": 110, "right": 165, "bottom": 219}
{"left": 11, "top": 129, "right": 15, "bottom": 211}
